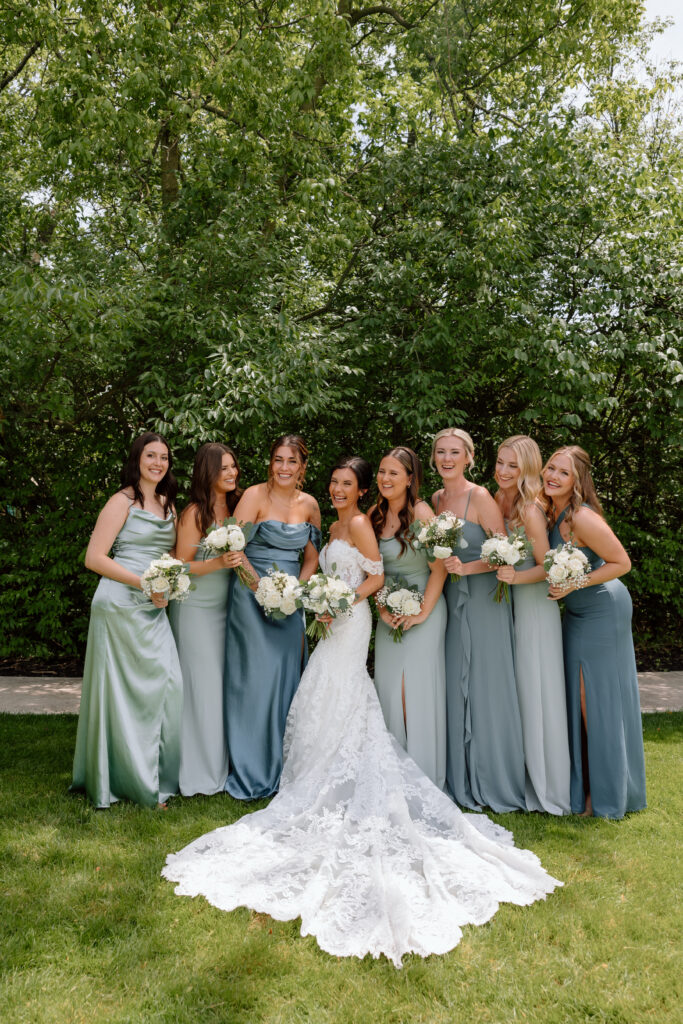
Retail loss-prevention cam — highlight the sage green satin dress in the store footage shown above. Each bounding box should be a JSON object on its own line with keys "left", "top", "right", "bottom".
{"left": 374, "top": 537, "right": 447, "bottom": 791}
{"left": 72, "top": 507, "right": 183, "bottom": 808}
{"left": 169, "top": 546, "right": 230, "bottom": 796}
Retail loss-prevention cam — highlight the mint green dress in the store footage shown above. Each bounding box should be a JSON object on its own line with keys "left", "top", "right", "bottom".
{"left": 169, "top": 546, "right": 230, "bottom": 796}
{"left": 374, "top": 536, "right": 447, "bottom": 791}
{"left": 72, "top": 506, "right": 183, "bottom": 808}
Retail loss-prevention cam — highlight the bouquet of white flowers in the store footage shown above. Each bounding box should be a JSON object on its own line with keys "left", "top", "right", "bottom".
{"left": 140, "top": 554, "right": 193, "bottom": 602}
{"left": 202, "top": 517, "right": 254, "bottom": 586}
{"left": 374, "top": 578, "right": 424, "bottom": 643}
{"left": 480, "top": 528, "right": 533, "bottom": 603}
{"left": 254, "top": 568, "right": 302, "bottom": 620}
{"left": 410, "top": 511, "right": 468, "bottom": 581}
{"left": 544, "top": 541, "right": 591, "bottom": 592}
{"left": 299, "top": 569, "right": 356, "bottom": 641}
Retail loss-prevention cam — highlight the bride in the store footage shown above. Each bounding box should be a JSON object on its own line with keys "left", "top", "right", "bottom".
{"left": 162, "top": 455, "right": 561, "bottom": 967}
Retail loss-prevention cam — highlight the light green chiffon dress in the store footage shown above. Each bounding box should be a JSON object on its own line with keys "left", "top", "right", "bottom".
{"left": 169, "top": 547, "right": 230, "bottom": 796}
{"left": 374, "top": 536, "right": 447, "bottom": 791}
{"left": 72, "top": 506, "right": 183, "bottom": 808}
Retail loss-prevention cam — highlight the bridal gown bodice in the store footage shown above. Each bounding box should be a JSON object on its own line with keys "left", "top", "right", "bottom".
{"left": 164, "top": 538, "right": 561, "bottom": 967}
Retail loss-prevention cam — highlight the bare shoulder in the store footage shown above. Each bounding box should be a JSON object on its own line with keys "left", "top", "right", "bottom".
{"left": 102, "top": 490, "right": 132, "bottom": 516}
{"left": 301, "top": 491, "right": 321, "bottom": 527}
{"left": 349, "top": 512, "right": 373, "bottom": 540}
{"left": 414, "top": 499, "right": 435, "bottom": 522}
{"left": 522, "top": 502, "right": 548, "bottom": 530}
{"left": 178, "top": 502, "right": 200, "bottom": 530}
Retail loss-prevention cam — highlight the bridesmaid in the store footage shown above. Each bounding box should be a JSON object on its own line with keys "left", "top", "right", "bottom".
{"left": 544, "top": 446, "right": 646, "bottom": 819}
{"left": 433, "top": 427, "right": 526, "bottom": 812}
{"left": 371, "top": 447, "right": 448, "bottom": 790}
{"left": 170, "top": 443, "right": 241, "bottom": 797}
{"left": 72, "top": 432, "right": 183, "bottom": 808}
{"left": 494, "top": 435, "right": 570, "bottom": 815}
{"left": 222, "top": 434, "right": 321, "bottom": 800}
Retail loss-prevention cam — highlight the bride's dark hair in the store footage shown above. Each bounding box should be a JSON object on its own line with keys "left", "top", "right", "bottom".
{"left": 370, "top": 446, "right": 422, "bottom": 553}
{"left": 187, "top": 442, "right": 242, "bottom": 537}
{"left": 328, "top": 456, "right": 373, "bottom": 508}
{"left": 120, "top": 432, "right": 177, "bottom": 515}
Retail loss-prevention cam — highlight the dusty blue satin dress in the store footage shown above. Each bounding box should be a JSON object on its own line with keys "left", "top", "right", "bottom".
{"left": 550, "top": 508, "right": 646, "bottom": 818}
{"left": 441, "top": 494, "right": 526, "bottom": 812}
{"left": 169, "top": 545, "right": 230, "bottom": 796}
{"left": 72, "top": 506, "right": 183, "bottom": 808}
{"left": 224, "top": 520, "right": 321, "bottom": 800}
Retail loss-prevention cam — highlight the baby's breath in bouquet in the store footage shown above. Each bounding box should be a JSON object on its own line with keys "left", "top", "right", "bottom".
{"left": 254, "top": 568, "right": 302, "bottom": 620}
{"left": 375, "top": 578, "right": 424, "bottom": 643}
{"left": 410, "top": 512, "right": 468, "bottom": 581}
{"left": 480, "top": 528, "right": 533, "bottom": 603}
{"left": 299, "top": 568, "right": 356, "bottom": 641}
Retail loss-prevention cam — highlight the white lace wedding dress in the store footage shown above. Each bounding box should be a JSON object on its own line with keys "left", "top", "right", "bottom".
{"left": 162, "top": 540, "right": 561, "bottom": 966}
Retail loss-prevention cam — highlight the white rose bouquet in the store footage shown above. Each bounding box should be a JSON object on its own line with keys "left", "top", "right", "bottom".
{"left": 299, "top": 569, "right": 356, "bottom": 641}
{"left": 254, "top": 568, "right": 302, "bottom": 620}
{"left": 374, "top": 578, "right": 424, "bottom": 643}
{"left": 409, "top": 511, "right": 468, "bottom": 582}
{"left": 480, "top": 528, "right": 533, "bottom": 604}
{"left": 544, "top": 541, "right": 591, "bottom": 593}
{"left": 202, "top": 517, "right": 255, "bottom": 586}
{"left": 140, "top": 554, "right": 193, "bottom": 602}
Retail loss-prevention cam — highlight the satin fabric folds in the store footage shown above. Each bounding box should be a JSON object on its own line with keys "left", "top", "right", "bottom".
{"left": 224, "top": 520, "right": 322, "bottom": 801}
{"left": 72, "top": 508, "right": 183, "bottom": 808}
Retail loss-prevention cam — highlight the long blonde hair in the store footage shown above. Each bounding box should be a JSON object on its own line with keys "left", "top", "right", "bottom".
{"left": 430, "top": 428, "right": 475, "bottom": 471}
{"left": 497, "top": 435, "right": 542, "bottom": 529}
{"left": 543, "top": 445, "right": 605, "bottom": 531}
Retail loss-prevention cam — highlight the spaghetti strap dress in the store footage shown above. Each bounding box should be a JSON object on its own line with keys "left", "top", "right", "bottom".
{"left": 549, "top": 508, "right": 646, "bottom": 818}
{"left": 223, "top": 520, "right": 322, "bottom": 800}
{"left": 508, "top": 522, "right": 570, "bottom": 815}
{"left": 72, "top": 506, "right": 183, "bottom": 808}
{"left": 441, "top": 492, "right": 526, "bottom": 812}
{"left": 169, "top": 545, "right": 231, "bottom": 796}
{"left": 374, "top": 537, "right": 447, "bottom": 791}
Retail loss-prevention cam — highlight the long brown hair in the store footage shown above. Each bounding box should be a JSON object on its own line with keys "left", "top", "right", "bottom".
{"left": 268, "top": 434, "right": 309, "bottom": 490}
{"left": 370, "top": 446, "right": 422, "bottom": 554}
{"left": 119, "top": 432, "right": 177, "bottom": 515}
{"left": 497, "top": 435, "right": 543, "bottom": 529}
{"left": 187, "top": 443, "right": 242, "bottom": 537}
{"left": 543, "top": 445, "right": 605, "bottom": 532}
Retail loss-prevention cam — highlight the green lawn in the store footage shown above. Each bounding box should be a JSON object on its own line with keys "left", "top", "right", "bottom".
{"left": 1, "top": 713, "right": 681, "bottom": 1024}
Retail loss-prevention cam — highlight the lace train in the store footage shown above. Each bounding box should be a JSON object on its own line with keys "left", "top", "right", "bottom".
{"left": 163, "top": 540, "right": 561, "bottom": 966}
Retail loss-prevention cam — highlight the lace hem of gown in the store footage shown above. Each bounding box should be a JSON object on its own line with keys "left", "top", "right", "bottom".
{"left": 163, "top": 540, "right": 561, "bottom": 967}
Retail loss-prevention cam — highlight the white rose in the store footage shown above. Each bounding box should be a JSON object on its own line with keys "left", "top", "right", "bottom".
{"left": 264, "top": 590, "right": 281, "bottom": 610}
{"left": 433, "top": 545, "right": 452, "bottom": 559}
{"left": 556, "top": 549, "right": 571, "bottom": 565}
{"left": 386, "top": 593, "right": 403, "bottom": 612}
{"left": 281, "top": 596, "right": 298, "bottom": 615}
{"left": 226, "top": 526, "right": 245, "bottom": 550}
{"left": 567, "top": 556, "right": 586, "bottom": 573}
{"left": 207, "top": 526, "right": 228, "bottom": 549}
{"left": 175, "top": 573, "right": 191, "bottom": 593}
{"left": 150, "top": 575, "right": 170, "bottom": 593}
{"left": 418, "top": 527, "right": 429, "bottom": 544}
{"left": 402, "top": 597, "right": 422, "bottom": 616}
{"left": 481, "top": 538, "right": 499, "bottom": 559}
{"left": 548, "top": 564, "right": 568, "bottom": 583}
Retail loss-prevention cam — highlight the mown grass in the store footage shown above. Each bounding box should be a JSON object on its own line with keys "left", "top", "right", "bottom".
{"left": 1, "top": 713, "right": 681, "bottom": 1024}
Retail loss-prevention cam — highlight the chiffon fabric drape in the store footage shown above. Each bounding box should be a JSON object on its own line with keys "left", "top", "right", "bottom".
{"left": 223, "top": 520, "right": 322, "bottom": 801}
{"left": 72, "top": 507, "right": 182, "bottom": 808}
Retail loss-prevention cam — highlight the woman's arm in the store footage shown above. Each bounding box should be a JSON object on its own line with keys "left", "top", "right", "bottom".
{"left": 444, "top": 487, "right": 502, "bottom": 578}
{"left": 175, "top": 506, "right": 231, "bottom": 577}
{"left": 497, "top": 504, "right": 548, "bottom": 586}
{"left": 85, "top": 493, "right": 140, "bottom": 587}
{"left": 549, "top": 507, "right": 631, "bottom": 599}
{"left": 349, "top": 515, "right": 384, "bottom": 602}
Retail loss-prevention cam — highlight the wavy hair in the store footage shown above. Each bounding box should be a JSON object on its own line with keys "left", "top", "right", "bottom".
{"left": 370, "top": 446, "right": 422, "bottom": 554}
{"left": 119, "top": 432, "right": 177, "bottom": 515}
{"left": 328, "top": 455, "right": 373, "bottom": 509}
{"left": 430, "top": 427, "right": 475, "bottom": 471}
{"left": 187, "top": 443, "right": 242, "bottom": 537}
{"left": 497, "top": 435, "right": 543, "bottom": 529}
{"left": 543, "top": 445, "right": 605, "bottom": 532}
{"left": 268, "top": 434, "right": 309, "bottom": 490}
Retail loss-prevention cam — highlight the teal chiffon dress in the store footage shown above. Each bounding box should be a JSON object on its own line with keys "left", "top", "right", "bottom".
{"left": 549, "top": 508, "right": 646, "bottom": 818}
{"left": 374, "top": 536, "right": 447, "bottom": 791}
{"left": 442, "top": 494, "right": 526, "bottom": 812}
{"left": 169, "top": 546, "right": 230, "bottom": 796}
{"left": 224, "top": 520, "right": 321, "bottom": 801}
{"left": 72, "top": 506, "right": 183, "bottom": 808}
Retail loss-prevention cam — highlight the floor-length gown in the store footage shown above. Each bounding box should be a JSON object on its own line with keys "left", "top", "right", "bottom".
{"left": 163, "top": 539, "right": 561, "bottom": 967}
{"left": 374, "top": 537, "right": 447, "bottom": 791}
{"left": 509, "top": 539, "right": 570, "bottom": 815}
{"left": 223, "top": 520, "right": 322, "bottom": 800}
{"left": 169, "top": 547, "right": 230, "bottom": 796}
{"left": 72, "top": 506, "right": 183, "bottom": 808}
{"left": 441, "top": 493, "right": 526, "bottom": 812}
{"left": 550, "top": 509, "right": 646, "bottom": 818}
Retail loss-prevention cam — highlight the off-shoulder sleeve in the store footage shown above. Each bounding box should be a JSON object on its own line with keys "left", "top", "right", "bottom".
{"left": 357, "top": 552, "right": 383, "bottom": 575}
{"left": 309, "top": 525, "right": 323, "bottom": 551}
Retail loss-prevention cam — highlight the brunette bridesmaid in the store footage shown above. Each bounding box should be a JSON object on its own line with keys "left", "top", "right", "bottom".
{"left": 170, "top": 443, "right": 241, "bottom": 797}
{"left": 494, "top": 435, "right": 570, "bottom": 815}
{"left": 544, "top": 446, "right": 646, "bottom": 819}
{"left": 371, "top": 447, "right": 448, "bottom": 790}
{"left": 433, "top": 428, "right": 526, "bottom": 812}
{"left": 221, "top": 435, "right": 321, "bottom": 800}
{"left": 72, "top": 433, "right": 182, "bottom": 808}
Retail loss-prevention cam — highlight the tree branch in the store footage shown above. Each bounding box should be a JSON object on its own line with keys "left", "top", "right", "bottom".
{"left": 0, "top": 40, "right": 40, "bottom": 92}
